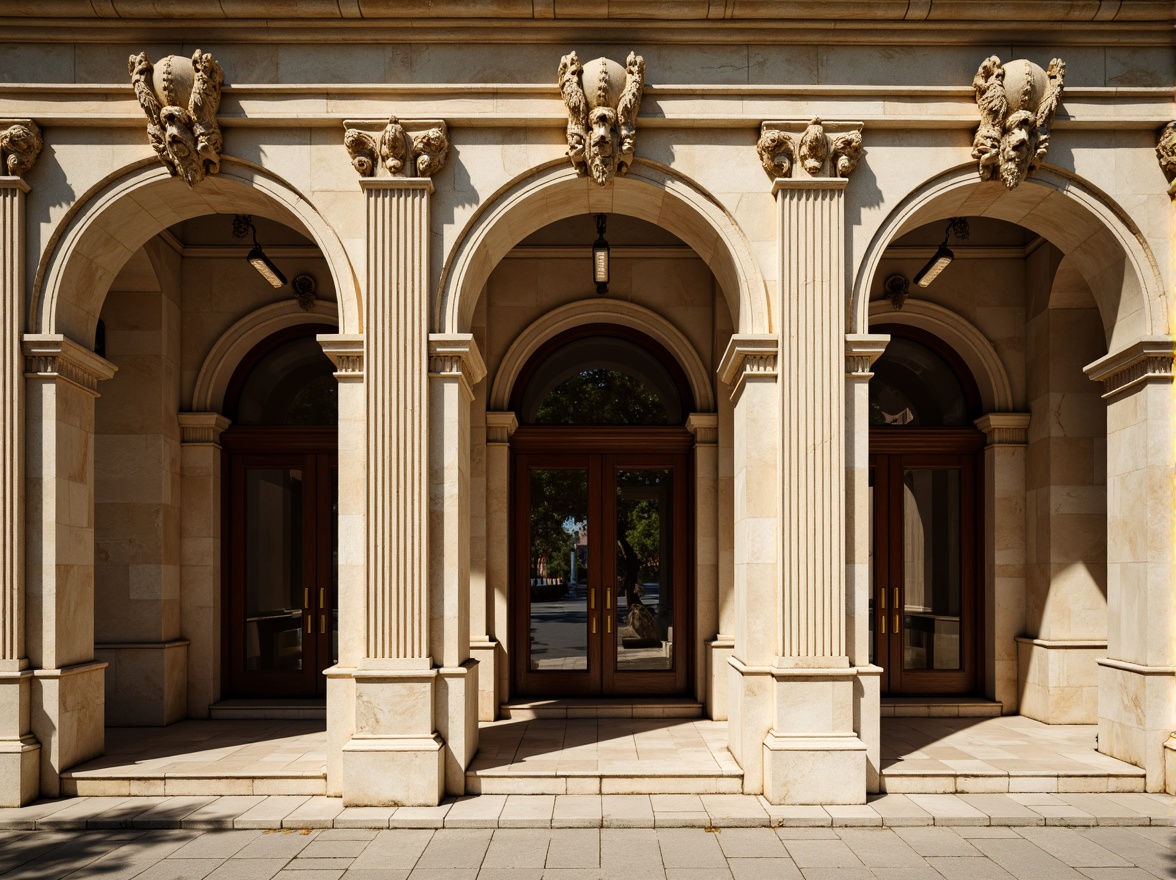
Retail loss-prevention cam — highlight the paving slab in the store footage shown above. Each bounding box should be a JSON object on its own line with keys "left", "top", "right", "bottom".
{"left": 552, "top": 795, "right": 601, "bottom": 828}
{"left": 602, "top": 794, "right": 654, "bottom": 828}
{"left": 499, "top": 794, "right": 554, "bottom": 828}
{"left": 826, "top": 805, "right": 883, "bottom": 827}
{"left": 234, "top": 796, "right": 311, "bottom": 829}
{"left": 907, "top": 794, "right": 990, "bottom": 826}
{"left": 868, "top": 794, "right": 933, "bottom": 826}
{"left": 445, "top": 794, "right": 507, "bottom": 828}
{"left": 957, "top": 794, "right": 1046, "bottom": 826}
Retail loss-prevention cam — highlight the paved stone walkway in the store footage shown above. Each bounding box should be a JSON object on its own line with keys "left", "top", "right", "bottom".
{"left": 0, "top": 822, "right": 1171, "bottom": 879}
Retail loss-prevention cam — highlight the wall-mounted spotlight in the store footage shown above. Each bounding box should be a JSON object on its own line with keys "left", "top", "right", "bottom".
{"left": 913, "top": 216, "right": 969, "bottom": 288}
{"left": 592, "top": 213, "right": 610, "bottom": 295}
{"left": 232, "top": 214, "right": 288, "bottom": 289}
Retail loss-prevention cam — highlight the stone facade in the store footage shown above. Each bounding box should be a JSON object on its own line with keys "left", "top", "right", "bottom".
{"left": 0, "top": 2, "right": 1171, "bottom": 805}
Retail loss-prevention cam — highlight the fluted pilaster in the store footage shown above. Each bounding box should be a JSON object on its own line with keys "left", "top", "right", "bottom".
{"left": 775, "top": 177, "right": 849, "bottom": 666}
{"left": 363, "top": 178, "right": 433, "bottom": 668}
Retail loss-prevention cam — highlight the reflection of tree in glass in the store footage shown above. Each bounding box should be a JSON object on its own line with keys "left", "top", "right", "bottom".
{"left": 617, "top": 471, "right": 666, "bottom": 642}
{"left": 529, "top": 469, "right": 588, "bottom": 583}
{"left": 285, "top": 373, "right": 338, "bottom": 425}
{"left": 536, "top": 369, "right": 667, "bottom": 425}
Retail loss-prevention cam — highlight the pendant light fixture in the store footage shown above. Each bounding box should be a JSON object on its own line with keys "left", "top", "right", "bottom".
{"left": 913, "top": 216, "right": 969, "bottom": 288}
{"left": 232, "top": 214, "right": 288, "bottom": 289}
{"left": 592, "top": 213, "right": 610, "bottom": 295}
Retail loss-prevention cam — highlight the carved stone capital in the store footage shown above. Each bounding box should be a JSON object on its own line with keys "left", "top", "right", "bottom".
{"left": 1156, "top": 122, "right": 1176, "bottom": 198}
{"left": 558, "top": 50, "right": 644, "bottom": 187}
{"left": 343, "top": 117, "right": 449, "bottom": 179}
{"left": 428, "top": 333, "right": 487, "bottom": 396}
{"left": 22, "top": 334, "right": 116, "bottom": 395}
{"left": 970, "top": 55, "right": 1065, "bottom": 190}
{"left": 718, "top": 335, "right": 778, "bottom": 403}
{"left": 0, "top": 120, "right": 42, "bottom": 177}
{"left": 178, "top": 412, "right": 232, "bottom": 445}
{"left": 974, "top": 412, "right": 1031, "bottom": 446}
{"left": 317, "top": 333, "right": 364, "bottom": 379}
{"left": 685, "top": 412, "right": 719, "bottom": 445}
{"left": 845, "top": 333, "right": 890, "bottom": 377}
{"left": 128, "top": 50, "right": 224, "bottom": 187}
{"left": 758, "top": 119, "right": 864, "bottom": 180}
{"left": 485, "top": 411, "right": 519, "bottom": 445}
{"left": 1084, "top": 338, "right": 1175, "bottom": 400}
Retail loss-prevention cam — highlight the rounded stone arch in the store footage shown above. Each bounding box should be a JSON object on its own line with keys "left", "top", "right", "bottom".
{"left": 192, "top": 300, "right": 340, "bottom": 414}
{"left": 867, "top": 299, "right": 1014, "bottom": 414}
{"left": 437, "top": 161, "right": 771, "bottom": 336}
{"left": 851, "top": 164, "right": 1167, "bottom": 352}
{"left": 489, "top": 298, "right": 716, "bottom": 414}
{"left": 32, "top": 159, "right": 362, "bottom": 344}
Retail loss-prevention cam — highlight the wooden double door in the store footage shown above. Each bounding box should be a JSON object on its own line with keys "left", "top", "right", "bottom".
{"left": 512, "top": 428, "right": 691, "bottom": 697}
{"left": 869, "top": 429, "right": 983, "bottom": 695}
{"left": 225, "top": 429, "right": 338, "bottom": 698}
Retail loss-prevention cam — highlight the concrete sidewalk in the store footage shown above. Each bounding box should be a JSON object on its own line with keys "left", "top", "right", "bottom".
{"left": 0, "top": 792, "right": 1168, "bottom": 833}
{"left": 0, "top": 822, "right": 1172, "bottom": 880}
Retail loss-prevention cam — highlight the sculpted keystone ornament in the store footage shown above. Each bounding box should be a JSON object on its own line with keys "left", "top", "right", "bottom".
{"left": 558, "top": 51, "right": 645, "bottom": 186}
{"left": 129, "top": 50, "right": 224, "bottom": 187}
{"left": 971, "top": 56, "right": 1065, "bottom": 189}
{"left": 1156, "top": 122, "right": 1176, "bottom": 198}
{"left": 343, "top": 116, "right": 449, "bottom": 178}
{"left": 0, "top": 120, "right": 42, "bottom": 176}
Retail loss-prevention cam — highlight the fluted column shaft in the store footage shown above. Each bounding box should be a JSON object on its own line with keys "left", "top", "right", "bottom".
{"left": 776, "top": 178, "right": 849, "bottom": 666}
{"left": 362, "top": 178, "right": 433, "bottom": 668}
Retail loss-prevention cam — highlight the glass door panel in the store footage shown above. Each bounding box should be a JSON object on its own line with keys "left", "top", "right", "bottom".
{"left": 527, "top": 467, "right": 590, "bottom": 672}
{"left": 613, "top": 468, "right": 673, "bottom": 672}
{"left": 243, "top": 467, "right": 306, "bottom": 675}
{"left": 901, "top": 468, "right": 961, "bottom": 672}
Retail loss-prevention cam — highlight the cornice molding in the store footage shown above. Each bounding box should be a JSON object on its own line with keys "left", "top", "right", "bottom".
{"left": 428, "top": 333, "right": 487, "bottom": 393}
{"left": 685, "top": 412, "right": 719, "bottom": 445}
{"left": 22, "top": 334, "right": 116, "bottom": 395}
{"left": 845, "top": 333, "right": 890, "bottom": 376}
{"left": 718, "top": 334, "right": 778, "bottom": 403}
{"left": 318, "top": 333, "right": 364, "bottom": 378}
{"left": 178, "top": 412, "right": 232, "bottom": 445}
{"left": 1084, "top": 338, "right": 1175, "bottom": 400}
{"left": 485, "top": 411, "right": 519, "bottom": 444}
{"left": 974, "top": 412, "right": 1031, "bottom": 446}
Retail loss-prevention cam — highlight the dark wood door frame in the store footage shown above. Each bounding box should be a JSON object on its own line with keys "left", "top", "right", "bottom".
{"left": 511, "top": 427, "right": 693, "bottom": 698}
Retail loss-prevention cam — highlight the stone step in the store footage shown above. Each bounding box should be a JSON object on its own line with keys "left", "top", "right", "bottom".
{"left": 466, "top": 768, "right": 744, "bottom": 796}
{"left": 208, "top": 699, "right": 327, "bottom": 720}
{"left": 498, "top": 699, "right": 704, "bottom": 720}
{"left": 60, "top": 770, "right": 326, "bottom": 798}
{"left": 880, "top": 698, "right": 1003, "bottom": 718}
{"left": 879, "top": 767, "right": 1146, "bottom": 794}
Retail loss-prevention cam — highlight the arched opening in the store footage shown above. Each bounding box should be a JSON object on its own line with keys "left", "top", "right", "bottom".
{"left": 509, "top": 325, "right": 696, "bottom": 698}
{"left": 867, "top": 327, "right": 984, "bottom": 696}
{"left": 221, "top": 326, "right": 339, "bottom": 699}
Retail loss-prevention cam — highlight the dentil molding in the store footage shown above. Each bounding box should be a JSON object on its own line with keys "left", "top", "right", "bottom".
{"left": 970, "top": 55, "right": 1065, "bottom": 189}
{"left": 757, "top": 118, "right": 863, "bottom": 180}
{"left": 0, "top": 120, "right": 41, "bottom": 177}
{"left": 343, "top": 116, "right": 449, "bottom": 178}
{"left": 128, "top": 50, "right": 224, "bottom": 187}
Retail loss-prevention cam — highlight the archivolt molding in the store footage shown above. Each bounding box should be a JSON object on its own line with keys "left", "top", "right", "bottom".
{"left": 33, "top": 160, "right": 361, "bottom": 345}
{"left": 850, "top": 165, "right": 1166, "bottom": 350}
{"left": 867, "top": 298, "right": 1014, "bottom": 413}
{"left": 436, "top": 160, "right": 770, "bottom": 337}
{"left": 488, "top": 298, "right": 715, "bottom": 414}
{"left": 192, "top": 300, "right": 339, "bottom": 414}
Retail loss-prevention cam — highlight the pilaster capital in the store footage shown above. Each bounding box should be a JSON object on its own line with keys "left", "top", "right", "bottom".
{"left": 685, "top": 412, "right": 718, "bottom": 445}
{"left": 845, "top": 333, "right": 890, "bottom": 377}
{"left": 974, "top": 412, "right": 1031, "bottom": 446}
{"left": 485, "top": 411, "right": 519, "bottom": 444}
{"left": 718, "top": 334, "right": 778, "bottom": 403}
{"left": 22, "top": 334, "right": 116, "bottom": 395}
{"left": 0, "top": 119, "right": 42, "bottom": 178}
{"left": 1084, "top": 338, "right": 1175, "bottom": 400}
{"left": 428, "top": 333, "right": 487, "bottom": 395}
{"left": 344, "top": 117, "right": 449, "bottom": 181}
{"left": 318, "top": 333, "right": 364, "bottom": 379}
{"left": 178, "top": 412, "right": 231, "bottom": 445}
{"left": 759, "top": 118, "right": 864, "bottom": 183}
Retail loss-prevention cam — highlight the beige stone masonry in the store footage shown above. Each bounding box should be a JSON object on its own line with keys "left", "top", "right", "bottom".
{"left": 428, "top": 333, "right": 485, "bottom": 795}
{"left": 975, "top": 413, "right": 1031, "bottom": 716}
{"left": 687, "top": 413, "right": 720, "bottom": 710}
{"left": 478, "top": 411, "right": 517, "bottom": 721}
{"left": 1084, "top": 339, "right": 1175, "bottom": 791}
{"left": 178, "top": 412, "right": 230, "bottom": 721}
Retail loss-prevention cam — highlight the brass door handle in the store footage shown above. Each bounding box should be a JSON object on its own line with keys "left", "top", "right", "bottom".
{"left": 320, "top": 587, "right": 325, "bottom": 607}
{"left": 880, "top": 615, "right": 886, "bottom": 634}
{"left": 305, "top": 613, "right": 311, "bottom": 634}
{"left": 590, "top": 588, "right": 595, "bottom": 610}
{"left": 320, "top": 614, "right": 326, "bottom": 634}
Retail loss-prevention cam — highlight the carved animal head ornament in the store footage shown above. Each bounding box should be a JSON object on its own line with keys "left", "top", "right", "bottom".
{"left": 0, "top": 120, "right": 42, "bottom": 177}
{"left": 971, "top": 56, "right": 1065, "bottom": 189}
{"left": 343, "top": 116, "right": 450, "bottom": 178}
{"left": 1156, "top": 122, "right": 1176, "bottom": 198}
{"left": 128, "top": 50, "right": 224, "bottom": 187}
{"left": 558, "top": 51, "right": 645, "bottom": 186}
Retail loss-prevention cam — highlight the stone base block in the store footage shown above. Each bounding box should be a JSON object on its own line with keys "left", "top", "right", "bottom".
{"left": 1164, "top": 734, "right": 1175, "bottom": 796}
{"left": 470, "top": 641, "right": 499, "bottom": 721}
{"left": 1097, "top": 659, "right": 1175, "bottom": 791}
{"left": 706, "top": 639, "right": 733, "bottom": 721}
{"left": 727, "top": 657, "right": 773, "bottom": 795}
{"left": 31, "top": 661, "right": 106, "bottom": 797}
{"left": 325, "top": 666, "right": 355, "bottom": 798}
{"left": 94, "top": 640, "right": 189, "bottom": 726}
{"left": 353, "top": 667, "right": 436, "bottom": 736}
{"left": 854, "top": 665, "right": 882, "bottom": 793}
{"left": 341, "top": 735, "right": 444, "bottom": 806}
{"left": 1017, "top": 638, "right": 1105, "bottom": 724}
{"left": 0, "top": 739, "right": 41, "bottom": 807}
{"left": 436, "top": 659, "right": 479, "bottom": 795}
{"left": 763, "top": 733, "right": 867, "bottom": 804}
